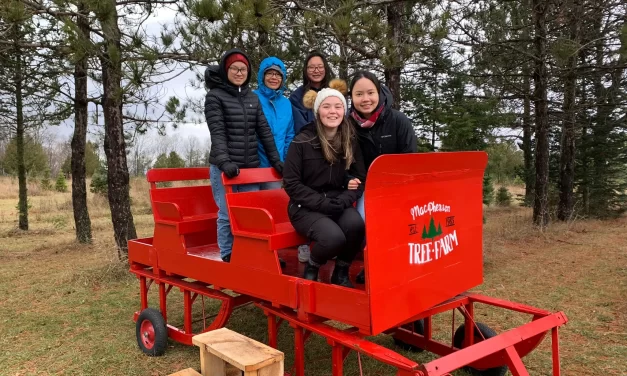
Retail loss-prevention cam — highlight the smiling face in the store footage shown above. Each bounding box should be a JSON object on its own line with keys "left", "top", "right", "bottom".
{"left": 351, "top": 77, "right": 380, "bottom": 117}
{"left": 263, "top": 69, "right": 282, "bottom": 90}
{"left": 227, "top": 62, "right": 248, "bottom": 86}
{"left": 306, "top": 56, "right": 325, "bottom": 86}
{"left": 318, "top": 96, "right": 345, "bottom": 129}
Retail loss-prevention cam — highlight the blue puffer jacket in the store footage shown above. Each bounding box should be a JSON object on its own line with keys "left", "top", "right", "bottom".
{"left": 254, "top": 57, "right": 295, "bottom": 167}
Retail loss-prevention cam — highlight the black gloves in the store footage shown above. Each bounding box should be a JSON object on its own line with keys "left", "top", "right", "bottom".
{"left": 320, "top": 198, "right": 345, "bottom": 216}
{"left": 220, "top": 162, "right": 239, "bottom": 178}
{"left": 273, "top": 161, "right": 284, "bottom": 176}
{"left": 336, "top": 195, "right": 354, "bottom": 209}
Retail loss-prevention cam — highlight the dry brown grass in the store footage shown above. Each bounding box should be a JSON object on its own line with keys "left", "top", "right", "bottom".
{"left": 0, "top": 177, "right": 625, "bottom": 376}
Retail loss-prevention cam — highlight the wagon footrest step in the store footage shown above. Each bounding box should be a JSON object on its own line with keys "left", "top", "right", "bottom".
{"left": 192, "top": 327, "right": 284, "bottom": 376}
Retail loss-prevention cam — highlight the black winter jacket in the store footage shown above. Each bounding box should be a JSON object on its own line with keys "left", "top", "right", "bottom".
{"left": 283, "top": 123, "right": 366, "bottom": 212}
{"left": 349, "top": 85, "right": 417, "bottom": 172}
{"left": 204, "top": 49, "right": 281, "bottom": 169}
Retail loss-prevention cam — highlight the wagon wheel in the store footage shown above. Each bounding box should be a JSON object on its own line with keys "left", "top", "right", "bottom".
{"left": 453, "top": 322, "right": 507, "bottom": 376}
{"left": 136, "top": 308, "right": 168, "bottom": 356}
{"left": 393, "top": 319, "right": 425, "bottom": 353}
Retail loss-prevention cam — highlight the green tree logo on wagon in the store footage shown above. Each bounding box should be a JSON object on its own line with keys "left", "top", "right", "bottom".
{"left": 407, "top": 201, "right": 459, "bottom": 265}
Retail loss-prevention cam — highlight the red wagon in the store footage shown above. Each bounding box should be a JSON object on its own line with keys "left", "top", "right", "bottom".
{"left": 128, "top": 152, "right": 568, "bottom": 376}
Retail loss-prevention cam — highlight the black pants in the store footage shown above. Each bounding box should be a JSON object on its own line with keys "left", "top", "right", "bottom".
{"left": 288, "top": 203, "right": 365, "bottom": 265}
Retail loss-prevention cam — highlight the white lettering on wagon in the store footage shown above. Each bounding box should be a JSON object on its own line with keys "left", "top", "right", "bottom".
{"left": 407, "top": 201, "right": 457, "bottom": 265}
{"left": 408, "top": 230, "right": 459, "bottom": 265}
{"left": 410, "top": 201, "right": 451, "bottom": 221}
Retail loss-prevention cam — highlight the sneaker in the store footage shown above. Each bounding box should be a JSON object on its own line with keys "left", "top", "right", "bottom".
{"left": 297, "top": 245, "right": 310, "bottom": 263}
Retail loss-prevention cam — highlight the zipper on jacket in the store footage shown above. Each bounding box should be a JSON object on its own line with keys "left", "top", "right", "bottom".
{"left": 329, "top": 162, "right": 333, "bottom": 184}
{"left": 239, "top": 86, "right": 249, "bottom": 165}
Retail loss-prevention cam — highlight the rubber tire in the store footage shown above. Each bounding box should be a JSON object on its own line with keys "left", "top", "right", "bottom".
{"left": 453, "top": 322, "right": 508, "bottom": 376}
{"left": 136, "top": 308, "right": 168, "bottom": 356}
{"left": 393, "top": 319, "right": 425, "bottom": 353}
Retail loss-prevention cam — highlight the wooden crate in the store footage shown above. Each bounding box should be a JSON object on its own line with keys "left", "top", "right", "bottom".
{"left": 192, "top": 328, "right": 284, "bottom": 376}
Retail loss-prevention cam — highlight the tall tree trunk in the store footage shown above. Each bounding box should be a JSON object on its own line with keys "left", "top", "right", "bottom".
{"left": 431, "top": 69, "right": 438, "bottom": 150}
{"left": 15, "top": 47, "right": 27, "bottom": 231}
{"left": 522, "top": 70, "right": 534, "bottom": 205}
{"left": 338, "top": 42, "right": 348, "bottom": 81}
{"left": 98, "top": 2, "right": 137, "bottom": 258}
{"left": 254, "top": 0, "right": 269, "bottom": 65}
{"left": 590, "top": 11, "right": 607, "bottom": 217}
{"left": 71, "top": 2, "right": 92, "bottom": 243}
{"left": 532, "top": 0, "right": 550, "bottom": 227}
{"left": 384, "top": 3, "right": 403, "bottom": 108}
{"left": 557, "top": 0, "right": 582, "bottom": 221}
{"left": 521, "top": 7, "right": 534, "bottom": 206}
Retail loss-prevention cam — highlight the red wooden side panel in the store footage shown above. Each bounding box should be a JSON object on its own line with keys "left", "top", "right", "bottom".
{"left": 150, "top": 186, "right": 217, "bottom": 217}
{"left": 230, "top": 207, "right": 276, "bottom": 234}
{"left": 227, "top": 189, "right": 290, "bottom": 224}
{"left": 153, "top": 201, "right": 183, "bottom": 221}
{"left": 146, "top": 167, "right": 209, "bottom": 183}
{"left": 365, "top": 152, "right": 488, "bottom": 335}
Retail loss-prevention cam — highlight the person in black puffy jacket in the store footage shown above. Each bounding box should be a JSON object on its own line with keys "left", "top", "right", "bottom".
{"left": 205, "top": 48, "right": 283, "bottom": 262}
{"left": 345, "top": 70, "right": 417, "bottom": 283}
{"left": 283, "top": 79, "right": 366, "bottom": 288}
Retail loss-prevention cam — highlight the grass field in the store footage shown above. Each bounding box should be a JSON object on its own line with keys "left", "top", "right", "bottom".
{"left": 0, "top": 177, "right": 625, "bottom": 376}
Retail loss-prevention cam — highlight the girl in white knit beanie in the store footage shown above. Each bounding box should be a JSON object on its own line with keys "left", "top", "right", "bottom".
{"left": 282, "top": 79, "right": 367, "bottom": 288}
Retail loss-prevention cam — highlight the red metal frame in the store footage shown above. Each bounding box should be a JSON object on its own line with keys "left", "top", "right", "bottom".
{"left": 128, "top": 152, "right": 568, "bottom": 375}
{"left": 130, "top": 267, "right": 253, "bottom": 345}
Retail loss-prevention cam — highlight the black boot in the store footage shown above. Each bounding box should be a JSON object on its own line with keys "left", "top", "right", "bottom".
{"left": 331, "top": 262, "right": 353, "bottom": 288}
{"left": 303, "top": 262, "right": 319, "bottom": 281}
{"left": 356, "top": 269, "right": 365, "bottom": 284}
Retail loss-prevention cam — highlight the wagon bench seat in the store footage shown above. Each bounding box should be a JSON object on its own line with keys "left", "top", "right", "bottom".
{"left": 223, "top": 169, "right": 307, "bottom": 250}
{"left": 153, "top": 201, "right": 218, "bottom": 235}
{"left": 228, "top": 207, "right": 305, "bottom": 250}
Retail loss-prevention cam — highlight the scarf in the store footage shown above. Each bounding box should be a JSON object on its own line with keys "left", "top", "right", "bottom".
{"left": 350, "top": 104, "right": 384, "bottom": 129}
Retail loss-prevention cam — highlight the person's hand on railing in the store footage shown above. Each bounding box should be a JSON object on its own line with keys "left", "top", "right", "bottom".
{"left": 220, "top": 162, "right": 240, "bottom": 178}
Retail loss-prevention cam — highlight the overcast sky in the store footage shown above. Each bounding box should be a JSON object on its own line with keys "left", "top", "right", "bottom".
{"left": 52, "top": 7, "right": 210, "bottom": 145}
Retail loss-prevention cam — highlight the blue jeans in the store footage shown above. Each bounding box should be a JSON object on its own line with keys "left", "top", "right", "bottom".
{"left": 209, "top": 164, "right": 260, "bottom": 259}
{"left": 356, "top": 193, "right": 365, "bottom": 222}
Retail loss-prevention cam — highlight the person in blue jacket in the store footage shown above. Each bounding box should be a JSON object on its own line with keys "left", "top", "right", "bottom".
{"left": 289, "top": 51, "right": 334, "bottom": 134}
{"left": 254, "top": 57, "right": 295, "bottom": 190}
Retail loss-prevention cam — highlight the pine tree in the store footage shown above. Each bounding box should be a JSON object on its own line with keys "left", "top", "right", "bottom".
{"left": 55, "top": 174, "right": 68, "bottom": 192}
{"left": 531, "top": 0, "right": 550, "bottom": 227}
{"left": 90, "top": 162, "right": 108, "bottom": 196}
{"left": 40, "top": 168, "right": 52, "bottom": 191}
{"left": 557, "top": 0, "right": 583, "bottom": 221}
{"left": 426, "top": 217, "right": 438, "bottom": 239}
{"left": 0, "top": 1, "right": 68, "bottom": 230}
{"left": 483, "top": 175, "right": 494, "bottom": 206}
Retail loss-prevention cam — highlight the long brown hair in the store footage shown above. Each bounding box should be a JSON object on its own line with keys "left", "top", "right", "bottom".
{"left": 315, "top": 116, "right": 355, "bottom": 169}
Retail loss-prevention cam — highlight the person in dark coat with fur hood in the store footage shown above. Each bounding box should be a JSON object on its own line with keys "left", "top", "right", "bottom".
{"left": 204, "top": 48, "right": 283, "bottom": 263}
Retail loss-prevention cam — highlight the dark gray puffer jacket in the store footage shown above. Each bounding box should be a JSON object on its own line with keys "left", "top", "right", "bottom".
{"left": 204, "top": 49, "right": 280, "bottom": 169}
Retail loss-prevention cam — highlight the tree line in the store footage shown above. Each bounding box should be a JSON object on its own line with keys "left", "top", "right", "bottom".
{"left": 0, "top": 0, "right": 624, "bottom": 258}
{"left": 0, "top": 131, "right": 211, "bottom": 178}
